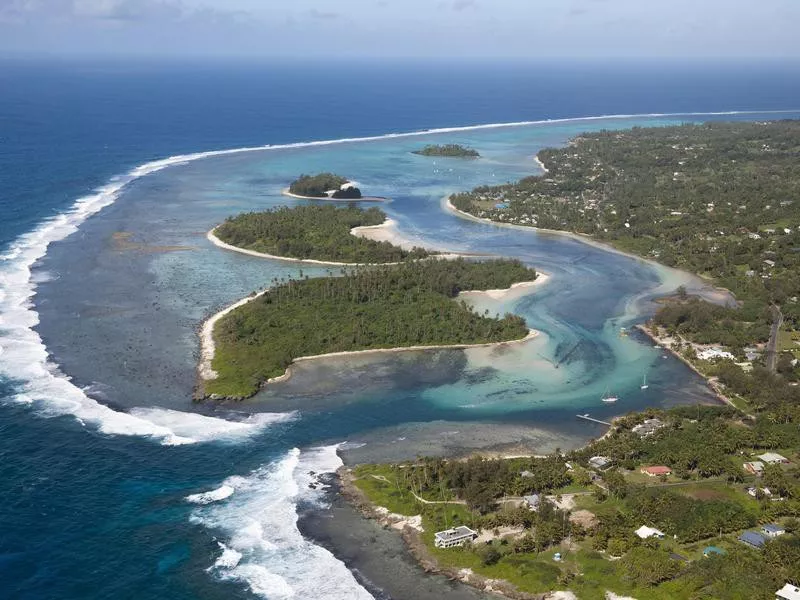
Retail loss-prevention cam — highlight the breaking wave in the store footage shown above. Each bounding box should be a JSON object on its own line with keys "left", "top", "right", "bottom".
{"left": 192, "top": 444, "right": 374, "bottom": 600}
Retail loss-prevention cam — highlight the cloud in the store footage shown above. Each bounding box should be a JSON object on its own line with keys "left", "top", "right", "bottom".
{"left": 71, "top": 0, "right": 182, "bottom": 22}
{"left": 451, "top": 0, "right": 476, "bottom": 10}
{"left": 308, "top": 8, "right": 340, "bottom": 20}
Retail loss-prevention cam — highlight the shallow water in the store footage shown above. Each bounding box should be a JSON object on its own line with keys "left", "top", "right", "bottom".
{"left": 8, "top": 110, "right": 799, "bottom": 600}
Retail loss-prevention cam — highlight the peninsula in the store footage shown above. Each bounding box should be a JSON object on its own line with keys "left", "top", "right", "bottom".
{"left": 450, "top": 120, "right": 800, "bottom": 416}
{"left": 213, "top": 205, "right": 431, "bottom": 264}
{"left": 201, "top": 258, "right": 538, "bottom": 399}
{"left": 287, "top": 172, "right": 363, "bottom": 199}
{"left": 413, "top": 144, "right": 480, "bottom": 158}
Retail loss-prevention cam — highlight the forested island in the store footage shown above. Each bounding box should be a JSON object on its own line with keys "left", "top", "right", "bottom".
{"left": 213, "top": 205, "right": 430, "bottom": 263}
{"left": 203, "top": 259, "right": 536, "bottom": 398}
{"left": 451, "top": 120, "right": 800, "bottom": 413}
{"left": 413, "top": 144, "right": 480, "bottom": 158}
{"left": 348, "top": 403, "right": 800, "bottom": 599}
{"left": 288, "top": 172, "right": 362, "bottom": 198}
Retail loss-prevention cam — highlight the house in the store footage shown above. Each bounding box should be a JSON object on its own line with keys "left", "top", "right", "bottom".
{"left": 743, "top": 461, "right": 765, "bottom": 475}
{"left": 635, "top": 525, "right": 665, "bottom": 539}
{"left": 738, "top": 530, "right": 767, "bottom": 549}
{"left": 697, "top": 348, "right": 735, "bottom": 361}
{"left": 520, "top": 470, "right": 534, "bottom": 478}
{"left": 588, "top": 456, "right": 612, "bottom": 471}
{"left": 776, "top": 583, "right": 800, "bottom": 600}
{"left": 759, "top": 452, "right": 790, "bottom": 464}
{"left": 762, "top": 523, "right": 786, "bottom": 538}
{"left": 748, "top": 486, "right": 772, "bottom": 498}
{"left": 641, "top": 466, "right": 672, "bottom": 477}
{"left": 703, "top": 546, "right": 726, "bottom": 558}
{"left": 523, "top": 494, "right": 541, "bottom": 511}
{"left": 764, "top": 259, "right": 776, "bottom": 268}
{"left": 434, "top": 526, "right": 478, "bottom": 549}
{"left": 632, "top": 418, "right": 665, "bottom": 437}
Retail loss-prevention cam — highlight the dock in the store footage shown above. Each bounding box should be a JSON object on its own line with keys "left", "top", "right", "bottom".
{"left": 576, "top": 414, "right": 611, "bottom": 426}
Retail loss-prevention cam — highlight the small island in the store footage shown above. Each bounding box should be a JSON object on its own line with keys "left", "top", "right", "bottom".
{"left": 202, "top": 258, "right": 536, "bottom": 399}
{"left": 213, "top": 205, "right": 431, "bottom": 264}
{"left": 287, "top": 172, "right": 363, "bottom": 199}
{"left": 413, "top": 144, "right": 480, "bottom": 158}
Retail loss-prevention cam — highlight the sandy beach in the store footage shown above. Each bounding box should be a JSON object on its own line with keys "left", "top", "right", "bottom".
{"left": 459, "top": 275, "right": 550, "bottom": 302}
{"left": 209, "top": 223, "right": 478, "bottom": 266}
{"left": 198, "top": 290, "right": 267, "bottom": 381}
{"left": 281, "top": 188, "right": 387, "bottom": 202}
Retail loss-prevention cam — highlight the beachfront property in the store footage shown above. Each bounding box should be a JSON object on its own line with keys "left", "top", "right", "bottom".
{"left": 635, "top": 525, "right": 665, "bottom": 539}
{"left": 738, "top": 530, "right": 767, "bottom": 549}
{"left": 631, "top": 418, "right": 665, "bottom": 437}
{"left": 640, "top": 465, "right": 672, "bottom": 477}
{"left": 759, "top": 452, "right": 790, "bottom": 464}
{"left": 434, "top": 526, "right": 478, "bottom": 549}
{"left": 588, "top": 455, "right": 612, "bottom": 471}
{"left": 776, "top": 583, "right": 800, "bottom": 600}
{"left": 762, "top": 523, "right": 786, "bottom": 538}
{"left": 744, "top": 460, "right": 765, "bottom": 475}
{"left": 697, "top": 348, "right": 735, "bottom": 361}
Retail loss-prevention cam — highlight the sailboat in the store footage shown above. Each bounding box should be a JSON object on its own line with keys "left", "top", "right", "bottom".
{"left": 641, "top": 374, "right": 649, "bottom": 390}
{"left": 601, "top": 387, "right": 619, "bottom": 403}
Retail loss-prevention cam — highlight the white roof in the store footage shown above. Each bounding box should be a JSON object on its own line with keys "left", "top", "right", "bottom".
{"left": 759, "top": 452, "right": 788, "bottom": 463}
{"left": 635, "top": 525, "right": 664, "bottom": 539}
{"left": 777, "top": 583, "right": 800, "bottom": 600}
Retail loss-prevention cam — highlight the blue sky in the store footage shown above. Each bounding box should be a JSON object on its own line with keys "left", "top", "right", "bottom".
{"left": 0, "top": 0, "right": 798, "bottom": 59}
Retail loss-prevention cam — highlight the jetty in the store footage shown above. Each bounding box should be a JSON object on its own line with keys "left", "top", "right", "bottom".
{"left": 576, "top": 414, "right": 612, "bottom": 426}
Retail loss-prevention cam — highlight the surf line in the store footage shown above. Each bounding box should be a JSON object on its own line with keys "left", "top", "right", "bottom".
{"left": 2, "top": 109, "right": 798, "bottom": 445}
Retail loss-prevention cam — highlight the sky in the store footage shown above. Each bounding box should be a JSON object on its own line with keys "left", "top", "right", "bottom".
{"left": 0, "top": 0, "right": 798, "bottom": 60}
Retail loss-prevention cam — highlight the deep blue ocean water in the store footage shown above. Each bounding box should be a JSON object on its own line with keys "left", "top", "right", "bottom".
{"left": 2, "top": 59, "right": 800, "bottom": 599}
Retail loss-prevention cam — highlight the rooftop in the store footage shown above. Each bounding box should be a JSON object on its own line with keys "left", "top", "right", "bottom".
{"left": 777, "top": 583, "right": 800, "bottom": 600}
{"left": 763, "top": 523, "right": 785, "bottom": 533}
{"left": 635, "top": 525, "right": 665, "bottom": 539}
{"left": 434, "top": 526, "right": 477, "bottom": 542}
{"left": 759, "top": 452, "right": 789, "bottom": 463}
{"left": 738, "top": 530, "right": 766, "bottom": 548}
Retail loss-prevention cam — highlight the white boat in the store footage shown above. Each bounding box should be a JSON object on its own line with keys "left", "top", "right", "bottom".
{"left": 601, "top": 388, "right": 618, "bottom": 403}
{"left": 641, "top": 374, "right": 649, "bottom": 390}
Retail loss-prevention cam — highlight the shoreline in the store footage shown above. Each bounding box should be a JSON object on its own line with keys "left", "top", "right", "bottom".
{"left": 208, "top": 225, "right": 471, "bottom": 266}
{"left": 196, "top": 273, "right": 546, "bottom": 396}
{"left": 281, "top": 188, "right": 387, "bottom": 202}
{"left": 634, "top": 323, "right": 741, "bottom": 411}
{"left": 197, "top": 290, "right": 268, "bottom": 382}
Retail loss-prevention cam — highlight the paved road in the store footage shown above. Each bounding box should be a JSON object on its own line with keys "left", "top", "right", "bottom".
{"left": 766, "top": 304, "right": 784, "bottom": 372}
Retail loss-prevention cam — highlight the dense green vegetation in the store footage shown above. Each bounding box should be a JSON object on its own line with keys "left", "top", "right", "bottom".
{"left": 352, "top": 405, "right": 800, "bottom": 599}
{"left": 206, "top": 258, "right": 535, "bottom": 398}
{"left": 288, "top": 172, "right": 362, "bottom": 198}
{"left": 413, "top": 144, "right": 480, "bottom": 158}
{"left": 214, "top": 205, "right": 430, "bottom": 263}
{"left": 452, "top": 120, "right": 800, "bottom": 412}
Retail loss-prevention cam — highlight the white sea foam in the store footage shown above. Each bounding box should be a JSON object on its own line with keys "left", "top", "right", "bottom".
{"left": 186, "top": 484, "right": 236, "bottom": 505}
{"left": 130, "top": 408, "right": 297, "bottom": 443}
{"left": 0, "top": 108, "right": 796, "bottom": 443}
{"left": 194, "top": 444, "right": 373, "bottom": 600}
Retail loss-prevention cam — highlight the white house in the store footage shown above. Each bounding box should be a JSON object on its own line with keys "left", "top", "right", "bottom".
{"left": 759, "top": 452, "right": 790, "bottom": 464}
{"left": 776, "top": 583, "right": 800, "bottom": 600}
{"left": 635, "top": 526, "right": 665, "bottom": 539}
{"left": 434, "top": 526, "right": 477, "bottom": 549}
{"left": 762, "top": 523, "right": 786, "bottom": 538}
{"left": 697, "top": 348, "right": 735, "bottom": 361}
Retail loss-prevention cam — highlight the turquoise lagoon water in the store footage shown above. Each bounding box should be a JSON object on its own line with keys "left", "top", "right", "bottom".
{"left": 34, "top": 115, "right": 728, "bottom": 462}
{"left": 10, "top": 112, "right": 800, "bottom": 599}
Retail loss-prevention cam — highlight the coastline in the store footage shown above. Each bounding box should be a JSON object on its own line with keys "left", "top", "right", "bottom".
{"left": 634, "top": 323, "right": 741, "bottom": 411}
{"left": 196, "top": 272, "right": 546, "bottom": 397}
{"left": 197, "top": 289, "right": 268, "bottom": 382}
{"left": 209, "top": 224, "right": 480, "bottom": 266}
{"left": 281, "top": 188, "right": 387, "bottom": 202}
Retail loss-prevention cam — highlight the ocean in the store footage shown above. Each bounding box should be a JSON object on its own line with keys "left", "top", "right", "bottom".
{"left": 1, "top": 58, "right": 800, "bottom": 599}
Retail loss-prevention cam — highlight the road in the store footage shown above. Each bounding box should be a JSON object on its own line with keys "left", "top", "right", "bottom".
{"left": 765, "top": 304, "right": 784, "bottom": 373}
